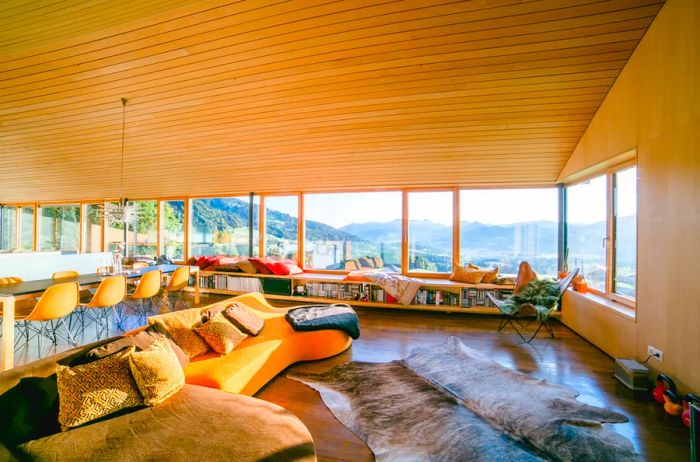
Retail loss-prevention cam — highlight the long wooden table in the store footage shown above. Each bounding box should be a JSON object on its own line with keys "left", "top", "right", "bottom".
{"left": 0, "top": 264, "right": 200, "bottom": 371}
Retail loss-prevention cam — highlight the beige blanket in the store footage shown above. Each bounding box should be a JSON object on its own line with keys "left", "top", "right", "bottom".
{"left": 346, "top": 271, "right": 422, "bottom": 305}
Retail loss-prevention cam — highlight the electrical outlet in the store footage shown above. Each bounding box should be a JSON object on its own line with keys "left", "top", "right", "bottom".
{"left": 648, "top": 346, "right": 664, "bottom": 362}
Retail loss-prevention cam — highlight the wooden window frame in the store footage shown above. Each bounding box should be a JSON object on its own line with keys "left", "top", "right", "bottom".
{"left": 159, "top": 199, "right": 187, "bottom": 263}
{"left": 36, "top": 203, "right": 82, "bottom": 252}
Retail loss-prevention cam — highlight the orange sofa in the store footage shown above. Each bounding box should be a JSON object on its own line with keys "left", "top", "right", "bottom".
{"left": 179, "top": 292, "right": 352, "bottom": 395}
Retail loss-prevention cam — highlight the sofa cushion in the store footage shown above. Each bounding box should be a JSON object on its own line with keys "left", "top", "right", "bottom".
{"left": 86, "top": 327, "right": 189, "bottom": 369}
{"left": 0, "top": 376, "right": 60, "bottom": 446}
{"left": 449, "top": 265, "right": 486, "bottom": 284}
{"left": 148, "top": 308, "right": 210, "bottom": 358}
{"left": 15, "top": 384, "right": 315, "bottom": 462}
{"left": 194, "top": 313, "right": 248, "bottom": 355}
{"left": 265, "top": 261, "right": 303, "bottom": 276}
{"left": 129, "top": 338, "right": 185, "bottom": 406}
{"left": 223, "top": 303, "right": 264, "bottom": 336}
{"left": 248, "top": 257, "right": 273, "bottom": 274}
{"left": 235, "top": 259, "right": 258, "bottom": 274}
{"left": 56, "top": 348, "right": 143, "bottom": 431}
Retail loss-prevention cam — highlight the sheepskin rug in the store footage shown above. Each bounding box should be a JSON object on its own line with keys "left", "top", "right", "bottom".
{"left": 289, "top": 337, "right": 641, "bottom": 462}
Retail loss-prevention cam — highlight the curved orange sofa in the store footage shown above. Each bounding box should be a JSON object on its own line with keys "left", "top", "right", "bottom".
{"left": 182, "top": 293, "right": 353, "bottom": 395}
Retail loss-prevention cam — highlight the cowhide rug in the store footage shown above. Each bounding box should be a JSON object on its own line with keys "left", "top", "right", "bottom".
{"left": 289, "top": 337, "right": 642, "bottom": 462}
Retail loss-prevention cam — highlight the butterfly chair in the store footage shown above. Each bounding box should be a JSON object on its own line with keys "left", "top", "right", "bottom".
{"left": 125, "top": 270, "right": 162, "bottom": 327}
{"left": 16, "top": 282, "right": 80, "bottom": 354}
{"left": 77, "top": 275, "right": 127, "bottom": 340}
{"left": 488, "top": 269, "right": 579, "bottom": 344}
{"left": 160, "top": 266, "right": 191, "bottom": 312}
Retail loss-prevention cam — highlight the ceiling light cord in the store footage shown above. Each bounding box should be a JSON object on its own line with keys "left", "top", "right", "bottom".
{"left": 120, "top": 97, "right": 127, "bottom": 203}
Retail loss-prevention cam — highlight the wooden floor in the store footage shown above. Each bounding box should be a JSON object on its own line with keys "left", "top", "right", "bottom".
{"left": 2, "top": 294, "right": 691, "bottom": 461}
{"left": 256, "top": 307, "right": 691, "bottom": 462}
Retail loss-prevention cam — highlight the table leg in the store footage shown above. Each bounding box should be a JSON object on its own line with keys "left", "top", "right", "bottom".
{"left": 193, "top": 268, "right": 200, "bottom": 307}
{"left": 1, "top": 296, "right": 16, "bottom": 371}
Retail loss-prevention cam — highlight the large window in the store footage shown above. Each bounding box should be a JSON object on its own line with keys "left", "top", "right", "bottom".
{"left": 19, "top": 206, "right": 34, "bottom": 251}
{"left": 190, "top": 196, "right": 259, "bottom": 257}
{"left": 104, "top": 201, "right": 125, "bottom": 253}
{"left": 613, "top": 166, "right": 637, "bottom": 298}
{"left": 304, "top": 192, "right": 402, "bottom": 271}
{"left": 264, "top": 196, "right": 298, "bottom": 261}
{"left": 82, "top": 204, "right": 102, "bottom": 253}
{"left": 38, "top": 205, "right": 79, "bottom": 252}
{"left": 460, "top": 189, "right": 558, "bottom": 276}
{"left": 0, "top": 206, "right": 17, "bottom": 252}
{"left": 127, "top": 200, "right": 158, "bottom": 257}
{"left": 408, "top": 191, "right": 453, "bottom": 273}
{"left": 566, "top": 176, "right": 607, "bottom": 292}
{"left": 162, "top": 200, "right": 185, "bottom": 261}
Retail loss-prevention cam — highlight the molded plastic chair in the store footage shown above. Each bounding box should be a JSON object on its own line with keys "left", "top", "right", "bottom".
{"left": 161, "top": 266, "right": 191, "bottom": 311}
{"left": 0, "top": 276, "right": 23, "bottom": 285}
{"left": 17, "top": 282, "right": 80, "bottom": 352}
{"left": 52, "top": 270, "right": 79, "bottom": 281}
{"left": 126, "top": 270, "right": 162, "bottom": 325}
{"left": 78, "top": 275, "right": 127, "bottom": 339}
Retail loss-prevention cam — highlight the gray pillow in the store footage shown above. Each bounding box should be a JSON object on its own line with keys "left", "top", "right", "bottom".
{"left": 86, "top": 327, "right": 189, "bottom": 369}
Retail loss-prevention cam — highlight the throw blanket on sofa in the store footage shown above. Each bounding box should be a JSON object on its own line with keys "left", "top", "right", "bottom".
{"left": 286, "top": 304, "right": 360, "bottom": 339}
{"left": 345, "top": 272, "right": 421, "bottom": 305}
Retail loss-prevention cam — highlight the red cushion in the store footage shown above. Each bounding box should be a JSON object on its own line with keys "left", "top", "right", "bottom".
{"left": 264, "top": 261, "right": 304, "bottom": 276}
{"left": 248, "top": 258, "right": 273, "bottom": 274}
{"left": 282, "top": 262, "right": 303, "bottom": 275}
{"left": 195, "top": 256, "right": 208, "bottom": 268}
{"left": 200, "top": 256, "right": 223, "bottom": 271}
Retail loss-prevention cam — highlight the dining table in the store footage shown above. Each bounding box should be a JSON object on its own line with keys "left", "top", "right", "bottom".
{"left": 0, "top": 264, "right": 200, "bottom": 371}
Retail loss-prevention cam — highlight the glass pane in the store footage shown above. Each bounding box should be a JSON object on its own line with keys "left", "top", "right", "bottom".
{"left": 38, "top": 205, "right": 80, "bottom": 251}
{"left": 82, "top": 204, "right": 102, "bottom": 253}
{"left": 104, "top": 201, "right": 125, "bottom": 253}
{"left": 127, "top": 201, "right": 158, "bottom": 257}
{"left": 0, "top": 206, "right": 17, "bottom": 252}
{"left": 408, "top": 191, "right": 453, "bottom": 273}
{"left": 190, "top": 197, "right": 258, "bottom": 257}
{"left": 566, "top": 175, "right": 607, "bottom": 292}
{"left": 162, "top": 200, "right": 185, "bottom": 261}
{"left": 460, "top": 189, "right": 558, "bottom": 276}
{"left": 613, "top": 166, "right": 637, "bottom": 298}
{"left": 264, "top": 196, "right": 298, "bottom": 261}
{"left": 19, "top": 206, "right": 34, "bottom": 251}
{"left": 304, "top": 192, "right": 402, "bottom": 270}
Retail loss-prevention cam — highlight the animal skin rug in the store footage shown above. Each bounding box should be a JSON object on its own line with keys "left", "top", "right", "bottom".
{"left": 289, "top": 337, "right": 641, "bottom": 462}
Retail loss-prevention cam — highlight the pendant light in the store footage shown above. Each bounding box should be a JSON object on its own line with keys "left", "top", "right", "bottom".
{"left": 103, "top": 97, "right": 137, "bottom": 226}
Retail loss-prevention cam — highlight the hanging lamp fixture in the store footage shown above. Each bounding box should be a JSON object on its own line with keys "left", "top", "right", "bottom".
{"left": 103, "top": 97, "right": 137, "bottom": 226}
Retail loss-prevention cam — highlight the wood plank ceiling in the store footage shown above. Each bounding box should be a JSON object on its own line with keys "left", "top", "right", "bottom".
{"left": 0, "top": 0, "right": 664, "bottom": 203}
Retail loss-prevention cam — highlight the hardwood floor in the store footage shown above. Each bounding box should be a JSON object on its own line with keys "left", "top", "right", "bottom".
{"left": 2, "top": 295, "right": 691, "bottom": 461}
{"left": 256, "top": 307, "right": 691, "bottom": 462}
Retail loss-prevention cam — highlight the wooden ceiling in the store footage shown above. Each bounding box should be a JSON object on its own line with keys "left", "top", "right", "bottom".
{"left": 0, "top": 0, "right": 664, "bottom": 203}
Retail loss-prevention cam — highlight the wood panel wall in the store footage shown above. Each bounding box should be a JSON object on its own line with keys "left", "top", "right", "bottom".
{"left": 0, "top": 0, "right": 663, "bottom": 203}
{"left": 559, "top": 0, "right": 700, "bottom": 392}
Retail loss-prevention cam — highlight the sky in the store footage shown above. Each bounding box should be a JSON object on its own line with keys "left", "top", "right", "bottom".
{"left": 263, "top": 167, "right": 637, "bottom": 229}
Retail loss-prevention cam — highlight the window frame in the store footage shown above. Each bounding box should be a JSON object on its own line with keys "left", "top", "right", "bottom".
{"left": 159, "top": 198, "right": 187, "bottom": 263}
{"left": 564, "top": 159, "right": 637, "bottom": 308}
{"left": 36, "top": 203, "right": 82, "bottom": 252}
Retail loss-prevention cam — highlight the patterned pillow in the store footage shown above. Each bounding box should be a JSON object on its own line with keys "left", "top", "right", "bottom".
{"left": 148, "top": 309, "right": 209, "bottom": 358}
{"left": 234, "top": 259, "right": 257, "bottom": 274}
{"left": 449, "top": 265, "right": 486, "bottom": 284}
{"left": 194, "top": 313, "right": 247, "bottom": 355}
{"left": 129, "top": 337, "right": 185, "bottom": 406}
{"left": 56, "top": 348, "right": 142, "bottom": 431}
{"left": 223, "top": 303, "right": 264, "bottom": 336}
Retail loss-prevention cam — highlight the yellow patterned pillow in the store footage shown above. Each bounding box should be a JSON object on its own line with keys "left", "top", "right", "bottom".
{"left": 194, "top": 313, "right": 247, "bottom": 355}
{"left": 481, "top": 266, "right": 500, "bottom": 284}
{"left": 56, "top": 348, "right": 142, "bottom": 431}
{"left": 148, "top": 308, "right": 209, "bottom": 358}
{"left": 129, "top": 337, "right": 185, "bottom": 406}
{"left": 449, "top": 265, "right": 486, "bottom": 284}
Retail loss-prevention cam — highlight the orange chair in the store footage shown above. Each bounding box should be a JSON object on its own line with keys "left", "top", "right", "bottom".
{"left": 126, "top": 270, "right": 162, "bottom": 325}
{"left": 78, "top": 275, "right": 127, "bottom": 339}
{"left": 161, "top": 266, "right": 191, "bottom": 311}
{"left": 17, "top": 282, "right": 80, "bottom": 352}
{"left": 52, "top": 270, "right": 79, "bottom": 281}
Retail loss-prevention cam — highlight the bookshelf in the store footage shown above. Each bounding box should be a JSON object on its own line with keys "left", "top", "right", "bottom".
{"left": 187, "top": 270, "right": 552, "bottom": 316}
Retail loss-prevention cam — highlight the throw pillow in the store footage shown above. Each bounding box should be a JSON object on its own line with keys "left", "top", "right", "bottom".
{"left": 344, "top": 259, "right": 360, "bottom": 271}
{"left": 85, "top": 328, "right": 190, "bottom": 369}
{"left": 248, "top": 258, "right": 273, "bottom": 274}
{"left": 358, "top": 257, "right": 375, "bottom": 268}
{"left": 234, "top": 259, "right": 258, "bottom": 274}
{"left": 200, "top": 303, "right": 226, "bottom": 323}
{"left": 222, "top": 303, "right": 264, "bottom": 336}
{"left": 0, "top": 376, "right": 60, "bottom": 446}
{"left": 194, "top": 313, "right": 247, "bottom": 355}
{"left": 129, "top": 338, "right": 185, "bottom": 406}
{"left": 449, "top": 265, "right": 486, "bottom": 284}
{"left": 481, "top": 266, "right": 500, "bottom": 284}
{"left": 372, "top": 256, "right": 384, "bottom": 268}
{"left": 468, "top": 262, "right": 480, "bottom": 269}
{"left": 264, "top": 260, "right": 290, "bottom": 275}
{"left": 56, "top": 348, "right": 142, "bottom": 431}
{"left": 148, "top": 309, "right": 210, "bottom": 358}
